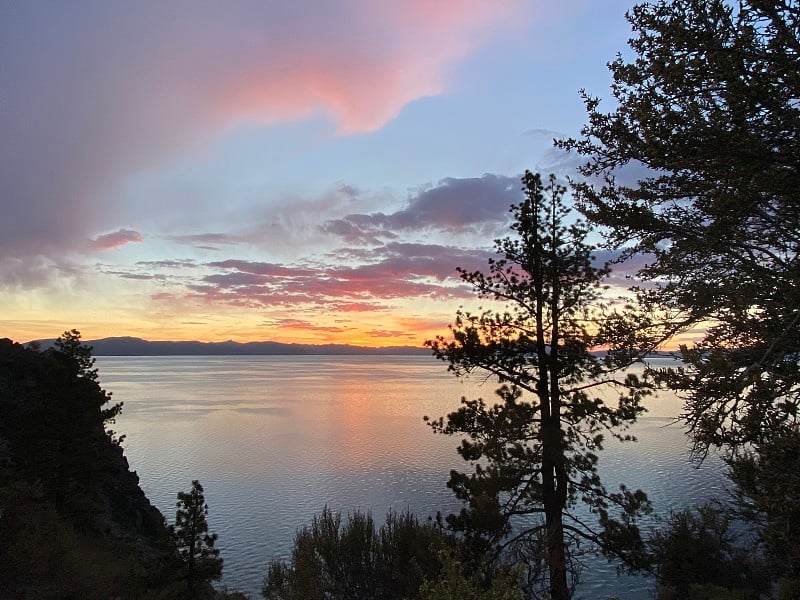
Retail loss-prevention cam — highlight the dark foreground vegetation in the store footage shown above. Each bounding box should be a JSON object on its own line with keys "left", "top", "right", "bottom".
{"left": 2, "top": 0, "right": 799, "bottom": 598}
{"left": 0, "top": 331, "right": 525, "bottom": 599}
{"left": 0, "top": 332, "right": 226, "bottom": 599}
{"left": 1, "top": 331, "right": 795, "bottom": 599}
{"left": 263, "top": 508, "right": 521, "bottom": 600}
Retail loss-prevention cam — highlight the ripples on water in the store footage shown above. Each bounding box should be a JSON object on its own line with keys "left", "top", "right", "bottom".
{"left": 96, "top": 355, "right": 727, "bottom": 599}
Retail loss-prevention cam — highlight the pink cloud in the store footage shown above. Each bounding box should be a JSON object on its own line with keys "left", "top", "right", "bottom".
{"left": 367, "top": 329, "right": 416, "bottom": 339}
{"left": 328, "top": 301, "right": 389, "bottom": 313}
{"left": 88, "top": 228, "right": 144, "bottom": 251}
{"left": 151, "top": 292, "right": 177, "bottom": 302}
{"left": 180, "top": 243, "right": 482, "bottom": 308}
{"left": 2, "top": 1, "right": 528, "bottom": 262}
{"left": 388, "top": 0, "right": 524, "bottom": 30}
{"left": 216, "top": 0, "right": 528, "bottom": 133}
{"left": 267, "top": 318, "right": 349, "bottom": 334}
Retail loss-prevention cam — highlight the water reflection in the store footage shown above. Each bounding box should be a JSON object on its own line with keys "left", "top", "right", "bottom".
{"left": 98, "top": 355, "right": 725, "bottom": 599}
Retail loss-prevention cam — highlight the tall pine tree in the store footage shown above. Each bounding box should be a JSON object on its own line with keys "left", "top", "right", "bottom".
{"left": 561, "top": 1, "right": 800, "bottom": 591}
{"left": 427, "top": 172, "right": 659, "bottom": 599}
{"left": 560, "top": 0, "right": 800, "bottom": 455}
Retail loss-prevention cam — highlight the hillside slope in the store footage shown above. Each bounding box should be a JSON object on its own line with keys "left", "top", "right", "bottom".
{"left": 0, "top": 337, "right": 188, "bottom": 599}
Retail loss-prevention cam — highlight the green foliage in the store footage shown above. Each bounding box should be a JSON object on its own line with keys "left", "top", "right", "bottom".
{"left": 778, "top": 577, "right": 800, "bottom": 600}
{"left": 646, "top": 504, "right": 769, "bottom": 600}
{"left": 263, "top": 508, "right": 465, "bottom": 600}
{"left": 172, "top": 480, "right": 223, "bottom": 596}
{"left": 728, "top": 428, "right": 800, "bottom": 578}
{"left": 0, "top": 480, "right": 118, "bottom": 599}
{"left": 560, "top": 0, "right": 800, "bottom": 456}
{"left": 561, "top": 0, "right": 799, "bottom": 589}
{"left": 426, "top": 172, "right": 658, "bottom": 599}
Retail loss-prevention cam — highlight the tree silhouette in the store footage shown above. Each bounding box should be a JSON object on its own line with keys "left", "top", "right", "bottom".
{"left": 172, "top": 480, "right": 223, "bottom": 597}
{"left": 0, "top": 334, "right": 185, "bottom": 597}
{"left": 560, "top": 0, "right": 800, "bottom": 591}
{"left": 729, "top": 429, "right": 800, "bottom": 584}
{"left": 427, "top": 172, "right": 658, "bottom": 599}
{"left": 646, "top": 503, "right": 769, "bottom": 598}
{"left": 54, "top": 329, "right": 124, "bottom": 444}
{"left": 560, "top": 0, "right": 800, "bottom": 456}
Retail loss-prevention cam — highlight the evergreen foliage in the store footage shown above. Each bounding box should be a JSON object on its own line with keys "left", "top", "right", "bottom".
{"left": 426, "top": 172, "right": 660, "bottom": 599}
{"left": 559, "top": 0, "right": 800, "bottom": 456}
{"left": 728, "top": 429, "right": 800, "bottom": 581}
{"left": 172, "top": 480, "right": 223, "bottom": 597}
{"left": 646, "top": 504, "right": 769, "bottom": 599}
{"left": 55, "top": 328, "right": 125, "bottom": 444}
{"left": 0, "top": 333, "right": 183, "bottom": 598}
{"left": 0, "top": 330, "right": 125, "bottom": 518}
{"left": 417, "top": 551, "right": 523, "bottom": 600}
{"left": 560, "top": 0, "right": 800, "bottom": 591}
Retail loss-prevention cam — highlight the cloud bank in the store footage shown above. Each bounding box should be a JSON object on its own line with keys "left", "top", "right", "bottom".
{"left": 321, "top": 174, "right": 520, "bottom": 243}
{"left": 1, "top": 1, "right": 525, "bottom": 262}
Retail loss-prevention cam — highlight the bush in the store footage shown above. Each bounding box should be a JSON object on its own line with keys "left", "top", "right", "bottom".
{"left": 264, "top": 508, "right": 466, "bottom": 600}
{"left": 648, "top": 504, "right": 769, "bottom": 599}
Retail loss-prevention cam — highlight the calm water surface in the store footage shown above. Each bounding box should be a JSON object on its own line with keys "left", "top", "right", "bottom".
{"left": 96, "top": 355, "right": 727, "bottom": 599}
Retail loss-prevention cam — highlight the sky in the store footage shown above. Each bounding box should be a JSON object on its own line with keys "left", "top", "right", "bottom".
{"left": 2, "top": 0, "right": 647, "bottom": 347}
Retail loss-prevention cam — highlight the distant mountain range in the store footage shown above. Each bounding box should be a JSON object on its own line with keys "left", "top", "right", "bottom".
{"left": 29, "top": 336, "right": 429, "bottom": 356}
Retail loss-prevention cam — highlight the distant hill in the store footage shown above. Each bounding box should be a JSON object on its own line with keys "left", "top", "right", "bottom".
{"left": 28, "top": 336, "right": 429, "bottom": 356}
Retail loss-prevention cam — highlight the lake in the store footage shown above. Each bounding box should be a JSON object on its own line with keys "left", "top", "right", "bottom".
{"left": 96, "top": 355, "right": 727, "bottom": 599}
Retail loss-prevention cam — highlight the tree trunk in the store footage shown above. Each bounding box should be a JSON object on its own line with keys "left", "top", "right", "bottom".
{"left": 542, "top": 417, "right": 569, "bottom": 600}
{"left": 187, "top": 519, "right": 197, "bottom": 595}
{"left": 546, "top": 509, "right": 569, "bottom": 600}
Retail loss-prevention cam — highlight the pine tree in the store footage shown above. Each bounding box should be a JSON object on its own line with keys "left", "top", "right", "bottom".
{"left": 427, "top": 172, "right": 658, "bottom": 599}
{"left": 560, "top": 1, "right": 800, "bottom": 590}
{"left": 172, "top": 480, "right": 223, "bottom": 597}
{"left": 559, "top": 0, "right": 800, "bottom": 455}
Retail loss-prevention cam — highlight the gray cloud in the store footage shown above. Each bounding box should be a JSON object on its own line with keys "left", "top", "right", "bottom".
{"left": 206, "top": 260, "right": 316, "bottom": 277}
{"left": 119, "top": 272, "right": 166, "bottom": 281}
{"left": 136, "top": 259, "right": 198, "bottom": 269}
{"left": 320, "top": 173, "right": 520, "bottom": 242}
{"left": 0, "top": 256, "right": 84, "bottom": 290}
{"left": 523, "top": 127, "right": 564, "bottom": 138}
{"left": 166, "top": 233, "right": 242, "bottom": 247}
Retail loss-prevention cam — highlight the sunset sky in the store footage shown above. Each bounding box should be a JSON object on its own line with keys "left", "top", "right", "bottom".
{"left": 2, "top": 0, "right": 646, "bottom": 347}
